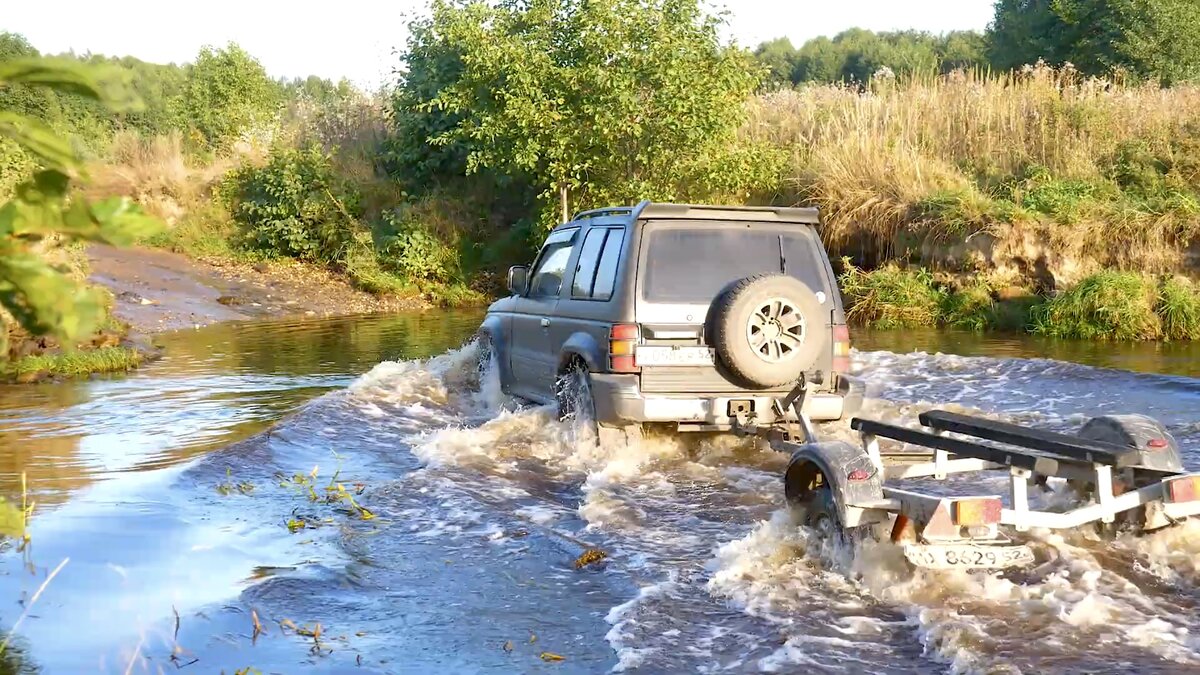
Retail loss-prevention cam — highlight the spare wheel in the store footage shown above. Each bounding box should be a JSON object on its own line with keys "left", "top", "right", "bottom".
{"left": 710, "top": 273, "right": 826, "bottom": 389}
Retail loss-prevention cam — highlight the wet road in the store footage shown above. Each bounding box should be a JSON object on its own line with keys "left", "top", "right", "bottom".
{"left": 0, "top": 316, "right": 1198, "bottom": 674}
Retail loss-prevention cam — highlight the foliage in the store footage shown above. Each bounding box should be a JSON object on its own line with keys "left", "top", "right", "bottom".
{"left": 420, "top": 0, "right": 769, "bottom": 222}
{"left": 1031, "top": 271, "right": 1161, "bottom": 340}
{"left": 838, "top": 261, "right": 946, "bottom": 329}
{"left": 374, "top": 209, "right": 456, "bottom": 284}
{"left": 3, "top": 346, "right": 142, "bottom": 380}
{"left": 988, "top": 0, "right": 1200, "bottom": 83}
{"left": 0, "top": 56, "right": 161, "bottom": 359}
{"left": 183, "top": 44, "right": 280, "bottom": 150}
{"left": 752, "top": 29, "right": 988, "bottom": 86}
{"left": 1155, "top": 276, "right": 1200, "bottom": 340}
{"left": 941, "top": 281, "right": 997, "bottom": 331}
{"left": 223, "top": 144, "right": 361, "bottom": 262}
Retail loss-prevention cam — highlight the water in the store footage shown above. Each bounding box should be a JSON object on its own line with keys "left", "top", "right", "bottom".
{"left": 0, "top": 315, "right": 1197, "bottom": 674}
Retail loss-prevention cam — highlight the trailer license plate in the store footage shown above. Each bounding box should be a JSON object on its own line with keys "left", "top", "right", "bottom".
{"left": 903, "top": 544, "right": 1034, "bottom": 570}
{"left": 635, "top": 346, "right": 715, "bottom": 367}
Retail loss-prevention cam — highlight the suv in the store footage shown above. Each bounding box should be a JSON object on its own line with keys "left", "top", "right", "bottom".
{"left": 477, "top": 201, "right": 864, "bottom": 441}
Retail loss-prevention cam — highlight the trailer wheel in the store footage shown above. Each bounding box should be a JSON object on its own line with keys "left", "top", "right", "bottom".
{"left": 784, "top": 459, "right": 843, "bottom": 534}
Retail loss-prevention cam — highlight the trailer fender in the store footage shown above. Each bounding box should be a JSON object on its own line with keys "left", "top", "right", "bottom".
{"left": 1079, "top": 415, "right": 1183, "bottom": 473}
{"left": 784, "top": 441, "right": 887, "bottom": 527}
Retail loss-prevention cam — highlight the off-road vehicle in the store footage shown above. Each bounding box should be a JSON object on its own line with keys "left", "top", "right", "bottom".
{"left": 476, "top": 201, "right": 865, "bottom": 442}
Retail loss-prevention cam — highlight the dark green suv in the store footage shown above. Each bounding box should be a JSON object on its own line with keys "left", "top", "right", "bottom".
{"left": 477, "top": 202, "right": 864, "bottom": 443}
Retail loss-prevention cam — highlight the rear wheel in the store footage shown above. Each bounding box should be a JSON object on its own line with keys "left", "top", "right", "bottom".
{"left": 784, "top": 459, "right": 842, "bottom": 533}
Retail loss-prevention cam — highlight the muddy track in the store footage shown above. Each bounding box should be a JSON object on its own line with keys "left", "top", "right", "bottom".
{"left": 88, "top": 244, "right": 427, "bottom": 334}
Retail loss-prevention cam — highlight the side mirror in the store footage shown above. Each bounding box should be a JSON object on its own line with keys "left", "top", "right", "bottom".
{"left": 508, "top": 265, "right": 529, "bottom": 295}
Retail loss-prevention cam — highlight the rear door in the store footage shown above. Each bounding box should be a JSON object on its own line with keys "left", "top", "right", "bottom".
{"left": 510, "top": 227, "right": 578, "bottom": 400}
{"left": 550, "top": 225, "right": 627, "bottom": 373}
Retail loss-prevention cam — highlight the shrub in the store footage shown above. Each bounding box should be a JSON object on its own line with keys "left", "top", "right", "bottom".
{"left": 1032, "top": 271, "right": 1161, "bottom": 340}
{"left": 1156, "top": 276, "right": 1200, "bottom": 340}
{"left": 838, "top": 261, "right": 945, "bottom": 329}
{"left": 375, "top": 210, "right": 457, "bottom": 284}
{"left": 223, "top": 144, "right": 361, "bottom": 262}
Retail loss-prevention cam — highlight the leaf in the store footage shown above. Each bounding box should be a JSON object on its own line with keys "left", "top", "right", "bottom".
{"left": 539, "top": 652, "right": 565, "bottom": 662}
{"left": 0, "top": 113, "right": 80, "bottom": 173}
{"left": 0, "top": 57, "right": 104, "bottom": 100}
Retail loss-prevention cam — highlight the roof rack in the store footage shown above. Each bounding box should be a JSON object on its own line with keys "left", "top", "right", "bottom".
{"left": 566, "top": 201, "right": 819, "bottom": 225}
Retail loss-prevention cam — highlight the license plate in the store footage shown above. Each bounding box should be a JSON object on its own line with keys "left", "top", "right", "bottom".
{"left": 903, "top": 543, "right": 1034, "bottom": 570}
{"left": 635, "top": 346, "right": 715, "bottom": 367}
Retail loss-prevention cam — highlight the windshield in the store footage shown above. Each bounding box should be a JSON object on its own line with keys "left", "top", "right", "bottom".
{"left": 639, "top": 225, "right": 831, "bottom": 303}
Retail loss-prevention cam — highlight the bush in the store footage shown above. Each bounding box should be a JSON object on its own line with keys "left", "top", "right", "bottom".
{"left": 1032, "top": 271, "right": 1161, "bottom": 340}
{"left": 223, "top": 145, "right": 361, "bottom": 262}
{"left": 838, "top": 261, "right": 945, "bottom": 329}
{"left": 374, "top": 210, "right": 457, "bottom": 284}
{"left": 1156, "top": 276, "right": 1200, "bottom": 340}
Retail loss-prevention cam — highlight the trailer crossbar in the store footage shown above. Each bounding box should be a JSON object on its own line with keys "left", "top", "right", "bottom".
{"left": 918, "top": 410, "right": 1139, "bottom": 467}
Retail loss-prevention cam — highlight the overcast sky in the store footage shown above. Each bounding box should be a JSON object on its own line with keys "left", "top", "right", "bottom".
{"left": 3, "top": 1, "right": 996, "bottom": 88}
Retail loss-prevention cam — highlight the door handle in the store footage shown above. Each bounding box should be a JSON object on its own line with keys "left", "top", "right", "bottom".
{"left": 540, "top": 318, "right": 551, "bottom": 328}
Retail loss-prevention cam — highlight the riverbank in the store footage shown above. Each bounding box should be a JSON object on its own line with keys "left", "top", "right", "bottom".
{"left": 2, "top": 244, "right": 438, "bottom": 383}
{"left": 840, "top": 263, "right": 1200, "bottom": 341}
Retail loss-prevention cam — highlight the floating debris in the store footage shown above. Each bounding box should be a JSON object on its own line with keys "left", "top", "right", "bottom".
{"left": 539, "top": 652, "right": 565, "bottom": 662}
{"left": 502, "top": 640, "right": 513, "bottom": 653}
{"left": 573, "top": 548, "right": 608, "bottom": 569}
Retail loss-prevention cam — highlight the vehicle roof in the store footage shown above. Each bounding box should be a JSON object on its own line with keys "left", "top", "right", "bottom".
{"left": 553, "top": 201, "right": 820, "bottom": 231}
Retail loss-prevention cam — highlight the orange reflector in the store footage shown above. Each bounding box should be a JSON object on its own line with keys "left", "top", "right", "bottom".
{"left": 1166, "top": 475, "right": 1200, "bottom": 503}
{"left": 610, "top": 355, "right": 638, "bottom": 373}
{"left": 610, "top": 340, "right": 635, "bottom": 356}
{"left": 611, "top": 324, "right": 639, "bottom": 340}
{"left": 953, "top": 498, "right": 1001, "bottom": 526}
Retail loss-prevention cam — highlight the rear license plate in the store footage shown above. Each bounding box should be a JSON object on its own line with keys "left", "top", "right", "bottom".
{"left": 635, "top": 346, "right": 715, "bottom": 367}
{"left": 903, "top": 543, "right": 1034, "bottom": 570}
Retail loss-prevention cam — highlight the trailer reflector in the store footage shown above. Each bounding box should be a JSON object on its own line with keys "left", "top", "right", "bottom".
{"left": 953, "top": 498, "right": 1002, "bottom": 526}
{"left": 1165, "top": 475, "right": 1200, "bottom": 503}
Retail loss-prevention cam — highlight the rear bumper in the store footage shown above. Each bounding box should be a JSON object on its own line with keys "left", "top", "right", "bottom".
{"left": 591, "top": 373, "right": 866, "bottom": 428}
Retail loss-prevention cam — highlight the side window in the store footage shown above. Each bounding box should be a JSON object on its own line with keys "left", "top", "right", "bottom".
{"left": 528, "top": 229, "right": 577, "bottom": 298}
{"left": 591, "top": 229, "right": 624, "bottom": 301}
{"left": 571, "top": 229, "right": 608, "bottom": 298}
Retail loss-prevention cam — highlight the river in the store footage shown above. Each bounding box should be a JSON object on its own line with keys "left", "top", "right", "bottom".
{"left": 0, "top": 313, "right": 1198, "bottom": 674}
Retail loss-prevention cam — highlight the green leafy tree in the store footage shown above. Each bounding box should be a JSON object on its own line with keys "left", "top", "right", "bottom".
{"left": 753, "top": 38, "right": 799, "bottom": 89}
{"left": 183, "top": 44, "right": 280, "bottom": 149}
{"left": 783, "top": 28, "right": 988, "bottom": 84}
{"left": 988, "top": 0, "right": 1200, "bottom": 83}
{"left": 0, "top": 57, "right": 161, "bottom": 358}
{"left": 422, "top": 0, "right": 765, "bottom": 222}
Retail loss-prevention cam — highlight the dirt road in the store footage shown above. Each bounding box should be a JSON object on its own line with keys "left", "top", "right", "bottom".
{"left": 88, "top": 245, "right": 426, "bottom": 333}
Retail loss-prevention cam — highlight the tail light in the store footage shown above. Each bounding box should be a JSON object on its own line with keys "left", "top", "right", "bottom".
{"left": 953, "top": 498, "right": 1002, "bottom": 526}
{"left": 832, "top": 324, "right": 852, "bottom": 374}
{"left": 610, "top": 324, "right": 640, "bottom": 373}
{"left": 1165, "top": 475, "right": 1200, "bottom": 503}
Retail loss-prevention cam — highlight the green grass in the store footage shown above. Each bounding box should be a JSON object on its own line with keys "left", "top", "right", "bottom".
{"left": 838, "top": 261, "right": 946, "bottom": 329}
{"left": 3, "top": 346, "right": 143, "bottom": 381}
{"left": 941, "top": 281, "right": 995, "bottom": 331}
{"left": 142, "top": 203, "right": 265, "bottom": 263}
{"left": 1031, "top": 271, "right": 1161, "bottom": 341}
{"left": 1156, "top": 276, "right": 1200, "bottom": 341}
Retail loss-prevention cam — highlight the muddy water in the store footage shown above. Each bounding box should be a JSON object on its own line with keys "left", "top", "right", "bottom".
{"left": 0, "top": 316, "right": 1198, "bottom": 674}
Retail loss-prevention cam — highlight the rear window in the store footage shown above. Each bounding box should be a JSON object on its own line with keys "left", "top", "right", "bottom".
{"left": 640, "top": 226, "right": 830, "bottom": 303}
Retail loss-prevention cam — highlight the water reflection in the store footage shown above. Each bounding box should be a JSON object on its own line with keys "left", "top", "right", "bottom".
{"left": 0, "top": 310, "right": 485, "bottom": 509}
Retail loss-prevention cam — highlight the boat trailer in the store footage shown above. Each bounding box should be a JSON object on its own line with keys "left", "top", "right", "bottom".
{"left": 772, "top": 403, "right": 1200, "bottom": 570}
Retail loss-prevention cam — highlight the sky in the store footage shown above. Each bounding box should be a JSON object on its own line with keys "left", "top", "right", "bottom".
{"left": 3, "top": 1, "right": 996, "bottom": 89}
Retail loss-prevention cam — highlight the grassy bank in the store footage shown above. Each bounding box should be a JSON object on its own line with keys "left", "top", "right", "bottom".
{"left": 746, "top": 66, "right": 1200, "bottom": 276}
{"left": 2, "top": 347, "right": 144, "bottom": 383}
{"left": 840, "top": 265, "right": 1200, "bottom": 341}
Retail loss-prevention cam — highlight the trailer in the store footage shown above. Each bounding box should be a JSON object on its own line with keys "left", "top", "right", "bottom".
{"left": 763, "top": 388, "right": 1200, "bottom": 570}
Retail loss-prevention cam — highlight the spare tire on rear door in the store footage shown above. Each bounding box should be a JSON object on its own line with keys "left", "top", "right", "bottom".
{"left": 709, "top": 273, "right": 826, "bottom": 389}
